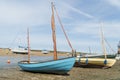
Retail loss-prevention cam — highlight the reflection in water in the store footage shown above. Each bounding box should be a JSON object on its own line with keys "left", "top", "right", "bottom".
{"left": 0, "top": 56, "right": 65, "bottom": 69}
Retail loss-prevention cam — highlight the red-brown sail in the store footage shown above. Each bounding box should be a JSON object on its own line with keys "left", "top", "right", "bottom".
{"left": 51, "top": 2, "right": 57, "bottom": 60}
{"left": 18, "top": 2, "right": 75, "bottom": 74}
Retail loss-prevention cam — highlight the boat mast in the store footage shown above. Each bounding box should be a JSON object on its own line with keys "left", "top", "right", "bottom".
{"left": 27, "top": 28, "right": 30, "bottom": 63}
{"left": 100, "top": 22, "right": 107, "bottom": 60}
{"left": 53, "top": 3, "right": 75, "bottom": 56}
{"left": 51, "top": 2, "right": 57, "bottom": 60}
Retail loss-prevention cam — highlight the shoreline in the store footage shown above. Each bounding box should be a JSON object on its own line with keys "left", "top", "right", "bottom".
{"left": 0, "top": 48, "right": 70, "bottom": 57}
{"left": 0, "top": 48, "right": 120, "bottom": 80}
{"left": 0, "top": 60, "right": 120, "bottom": 80}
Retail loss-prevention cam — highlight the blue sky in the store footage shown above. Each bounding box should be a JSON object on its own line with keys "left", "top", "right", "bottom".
{"left": 0, "top": 0, "right": 120, "bottom": 54}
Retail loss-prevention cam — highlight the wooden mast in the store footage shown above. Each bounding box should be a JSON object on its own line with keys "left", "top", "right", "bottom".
{"left": 100, "top": 22, "right": 107, "bottom": 60}
{"left": 51, "top": 2, "right": 57, "bottom": 60}
{"left": 27, "top": 28, "right": 30, "bottom": 63}
{"left": 53, "top": 3, "right": 74, "bottom": 56}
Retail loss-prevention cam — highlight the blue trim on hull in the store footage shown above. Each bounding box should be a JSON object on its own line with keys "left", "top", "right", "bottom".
{"left": 18, "top": 57, "right": 75, "bottom": 74}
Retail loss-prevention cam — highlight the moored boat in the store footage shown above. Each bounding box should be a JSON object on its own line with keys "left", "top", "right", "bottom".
{"left": 11, "top": 47, "right": 28, "bottom": 54}
{"left": 18, "top": 57, "right": 75, "bottom": 74}
{"left": 18, "top": 2, "right": 75, "bottom": 74}
{"left": 75, "top": 23, "right": 116, "bottom": 68}
{"left": 75, "top": 57, "right": 116, "bottom": 68}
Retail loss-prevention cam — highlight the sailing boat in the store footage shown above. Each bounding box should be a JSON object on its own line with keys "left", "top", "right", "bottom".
{"left": 78, "top": 39, "right": 116, "bottom": 59}
{"left": 11, "top": 46, "right": 28, "bottom": 54}
{"left": 75, "top": 23, "right": 116, "bottom": 68}
{"left": 18, "top": 2, "right": 75, "bottom": 74}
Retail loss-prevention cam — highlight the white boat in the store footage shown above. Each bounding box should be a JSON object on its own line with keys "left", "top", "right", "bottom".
{"left": 11, "top": 46, "right": 28, "bottom": 54}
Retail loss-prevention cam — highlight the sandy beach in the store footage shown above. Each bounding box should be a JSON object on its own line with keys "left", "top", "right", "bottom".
{"left": 0, "top": 61, "right": 120, "bottom": 80}
{"left": 0, "top": 48, "right": 120, "bottom": 80}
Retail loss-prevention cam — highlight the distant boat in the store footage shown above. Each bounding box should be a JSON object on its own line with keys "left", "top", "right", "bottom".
{"left": 11, "top": 46, "right": 28, "bottom": 54}
{"left": 75, "top": 23, "right": 116, "bottom": 68}
{"left": 18, "top": 2, "right": 75, "bottom": 74}
{"left": 41, "top": 49, "right": 49, "bottom": 54}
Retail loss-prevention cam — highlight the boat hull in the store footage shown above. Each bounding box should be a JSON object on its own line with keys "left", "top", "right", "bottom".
{"left": 18, "top": 57, "right": 75, "bottom": 74}
{"left": 11, "top": 49, "right": 28, "bottom": 54}
{"left": 79, "top": 54, "right": 116, "bottom": 59}
{"left": 75, "top": 57, "right": 116, "bottom": 68}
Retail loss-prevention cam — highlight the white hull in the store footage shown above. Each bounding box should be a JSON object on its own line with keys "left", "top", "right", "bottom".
{"left": 11, "top": 49, "right": 28, "bottom": 54}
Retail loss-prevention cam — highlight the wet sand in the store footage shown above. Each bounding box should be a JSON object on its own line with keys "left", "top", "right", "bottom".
{"left": 0, "top": 48, "right": 120, "bottom": 80}
{"left": 0, "top": 60, "right": 120, "bottom": 80}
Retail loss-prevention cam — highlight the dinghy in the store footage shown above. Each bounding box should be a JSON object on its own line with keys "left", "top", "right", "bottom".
{"left": 18, "top": 2, "right": 75, "bottom": 74}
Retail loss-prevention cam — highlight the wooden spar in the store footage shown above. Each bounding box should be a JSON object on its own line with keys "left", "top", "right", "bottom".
{"left": 27, "top": 28, "right": 30, "bottom": 63}
{"left": 53, "top": 4, "right": 74, "bottom": 54}
{"left": 100, "top": 22, "right": 107, "bottom": 60}
{"left": 51, "top": 2, "right": 57, "bottom": 60}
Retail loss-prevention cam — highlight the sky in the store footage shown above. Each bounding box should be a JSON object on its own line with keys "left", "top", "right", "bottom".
{"left": 0, "top": 0, "right": 120, "bottom": 54}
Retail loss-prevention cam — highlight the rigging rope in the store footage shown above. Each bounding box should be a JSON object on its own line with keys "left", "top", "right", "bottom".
{"left": 104, "top": 38, "right": 116, "bottom": 53}
{"left": 53, "top": 5, "right": 74, "bottom": 53}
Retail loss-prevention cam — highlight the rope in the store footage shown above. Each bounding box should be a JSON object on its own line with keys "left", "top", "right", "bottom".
{"left": 104, "top": 38, "right": 116, "bottom": 53}
{"left": 53, "top": 5, "right": 74, "bottom": 53}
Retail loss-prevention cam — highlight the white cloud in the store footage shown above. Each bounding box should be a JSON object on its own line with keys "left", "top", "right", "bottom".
{"left": 62, "top": 2, "right": 95, "bottom": 19}
{"left": 106, "top": 0, "right": 120, "bottom": 8}
{"left": 0, "top": 1, "right": 51, "bottom": 26}
{"left": 63, "top": 21, "right": 119, "bottom": 52}
{"left": 68, "top": 21, "right": 120, "bottom": 39}
{"left": 0, "top": 0, "right": 119, "bottom": 53}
